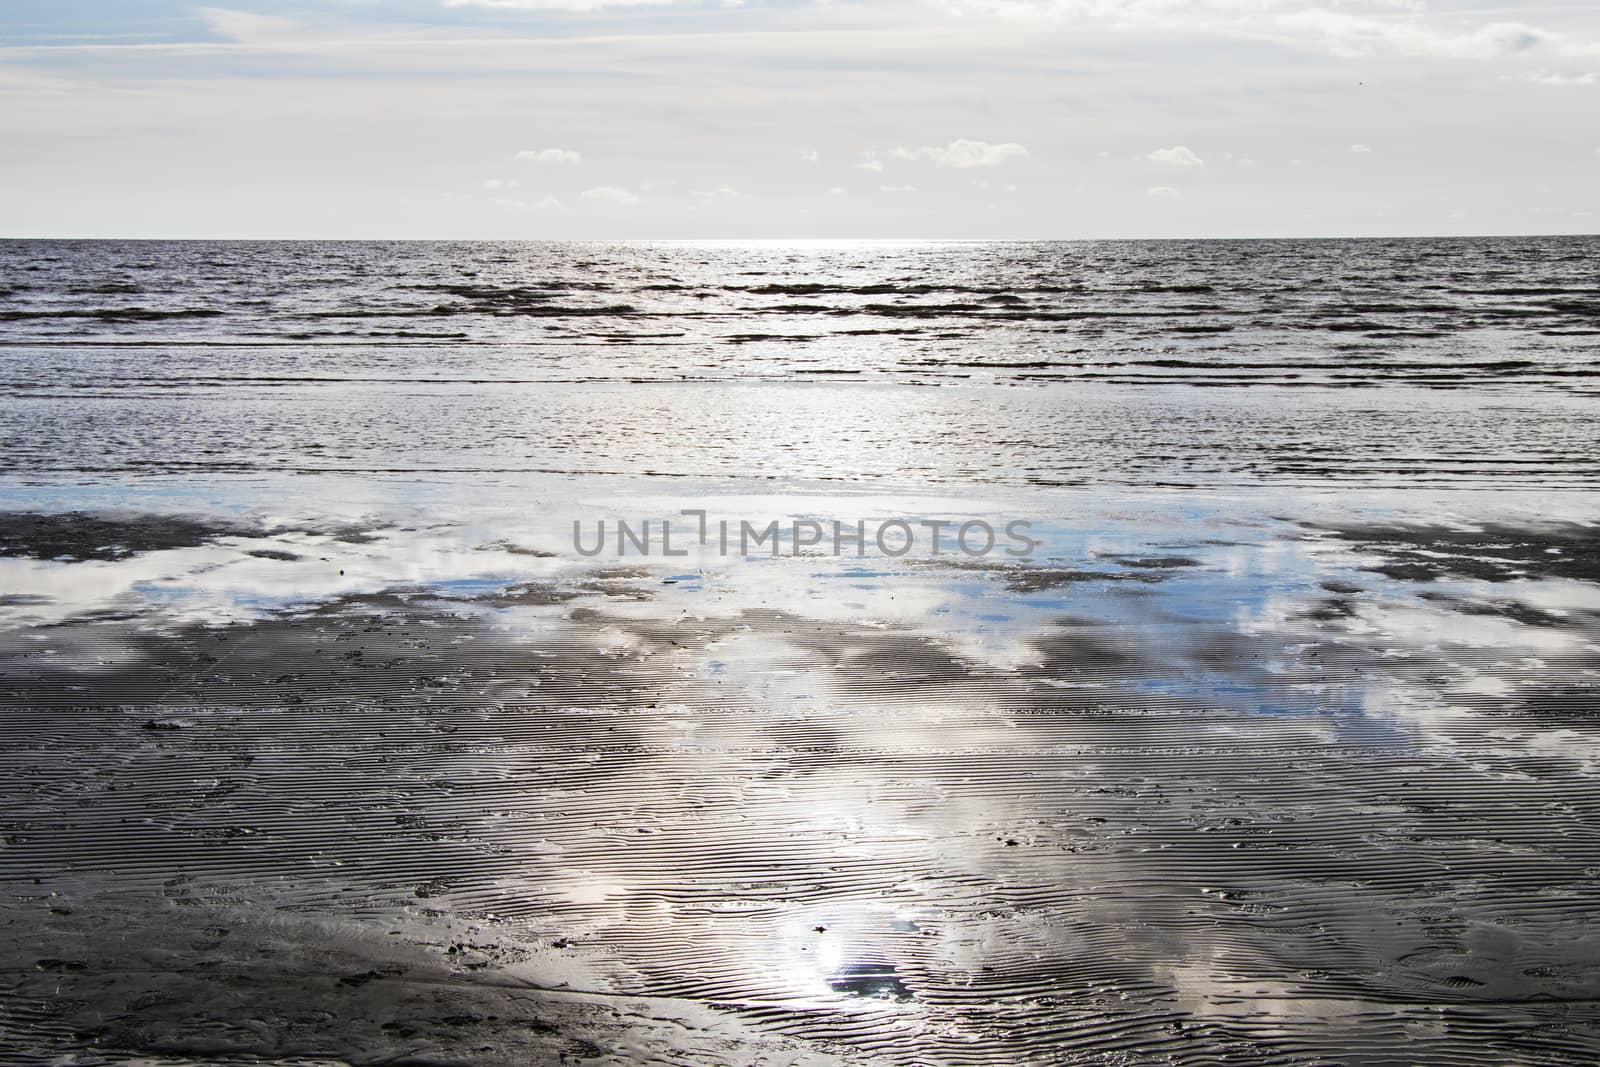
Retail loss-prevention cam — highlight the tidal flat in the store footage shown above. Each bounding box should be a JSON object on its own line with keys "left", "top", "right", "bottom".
{"left": 1, "top": 483, "right": 1597, "bottom": 1065}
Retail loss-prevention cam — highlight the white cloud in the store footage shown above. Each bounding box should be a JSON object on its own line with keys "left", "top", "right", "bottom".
{"left": 481, "top": 178, "right": 520, "bottom": 189}
{"left": 891, "top": 138, "right": 1029, "bottom": 168}
{"left": 1279, "top": 12, "right": 1559, "bottom": 61}
{"left": 1350, "top": 143, "right": 1372, "bottom": 153}
{"left": 856, "top": 158, "right": 885, "bottom": 173}
{"left": 1513, "top": 71, "right": 1597, "bottom": 86}
{"left": 693, "top": 184, "right": 748, "bottom": 199}
{"left": 0, "top": 70, "right": 80, "bottom": 97}
{"left": 197, "top": 7, "right": 296, "bottom": 42}
{"left": 491, "top": 192, "right": 563, "bottom": 210}
{"left": 879, "top": 184, "right": 917, "bottom": 193}
{"left": 581, "top": 185, "right": 640, "bottom": 205}
{"left": 827, "top": 186, "right": 846, "bottom": 195}
{"left": 942, "top": 1, "right": 1583, "bottom": 63}
{"left": 517, "top": 148, "right": 582, "bottom": 165}
{"left": 1146, "top": 185, "right": 1179, "bottom": 197}
{"left": 1147, "top": 145, "right": 1204, "bottom": 167}
{"left": 800, "top": 149, "right": 819, "bottom": 163}
{"left": 446, "top": 0, "right": 693, "bottom": 9}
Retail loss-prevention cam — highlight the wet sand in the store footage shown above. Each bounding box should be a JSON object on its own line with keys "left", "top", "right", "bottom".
{"left": 2, "top": 488, "right": 1597, "bottom": 1064}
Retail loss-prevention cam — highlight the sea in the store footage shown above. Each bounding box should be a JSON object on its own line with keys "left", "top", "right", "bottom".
{"left": 1, "top": 237, "right": 1597, "bottom": 488}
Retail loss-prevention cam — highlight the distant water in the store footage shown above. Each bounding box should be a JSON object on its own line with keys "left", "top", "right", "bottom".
{"left": 2, "top": 237, "right": 1598, "bottom": 489}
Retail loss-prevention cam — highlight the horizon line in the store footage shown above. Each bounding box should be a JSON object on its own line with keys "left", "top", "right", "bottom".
{"left": 3, "top": 231, "right": 1598, "bottom": 244}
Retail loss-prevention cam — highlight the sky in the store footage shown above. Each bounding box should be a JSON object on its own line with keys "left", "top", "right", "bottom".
{"left": 1, "top": 0, "right": 1597, "bottom": 239}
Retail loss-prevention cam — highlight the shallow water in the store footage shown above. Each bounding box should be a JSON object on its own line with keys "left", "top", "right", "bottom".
{"left": 1, "top": 241, "right": 1599, "bottom": 1065}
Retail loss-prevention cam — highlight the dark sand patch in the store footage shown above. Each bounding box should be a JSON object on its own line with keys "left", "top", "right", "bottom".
{"left": 2, "top": 900, "right": 830, "bottom": 1067}
{"left": 0, "top": 511, "right": 381, "bottom": 563}
{"left": 1306, "top": 519, "right": 1600, "bottom": 583}
{"left": 0, "top": 511, "right": 258, "bottom": 562}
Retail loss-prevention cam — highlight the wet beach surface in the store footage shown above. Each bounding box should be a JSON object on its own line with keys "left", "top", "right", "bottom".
{"left": 2, "top": 239, "right": 1599, "bottom": 1064}
{"left": 1, "top": 488, "right": 1598, "bottom": 1065}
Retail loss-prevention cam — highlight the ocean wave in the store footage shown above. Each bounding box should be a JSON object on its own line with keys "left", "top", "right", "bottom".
{"left": 0, "top": 307, "right": 223, "bottom": 321}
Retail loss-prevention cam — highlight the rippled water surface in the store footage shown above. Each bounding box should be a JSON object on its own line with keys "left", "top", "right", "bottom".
{"left": 2, "top": 237, "right": 1599, "bottom": 487}
{"left": 1, "top": 241, "right": 1598, "bottom": 1065}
